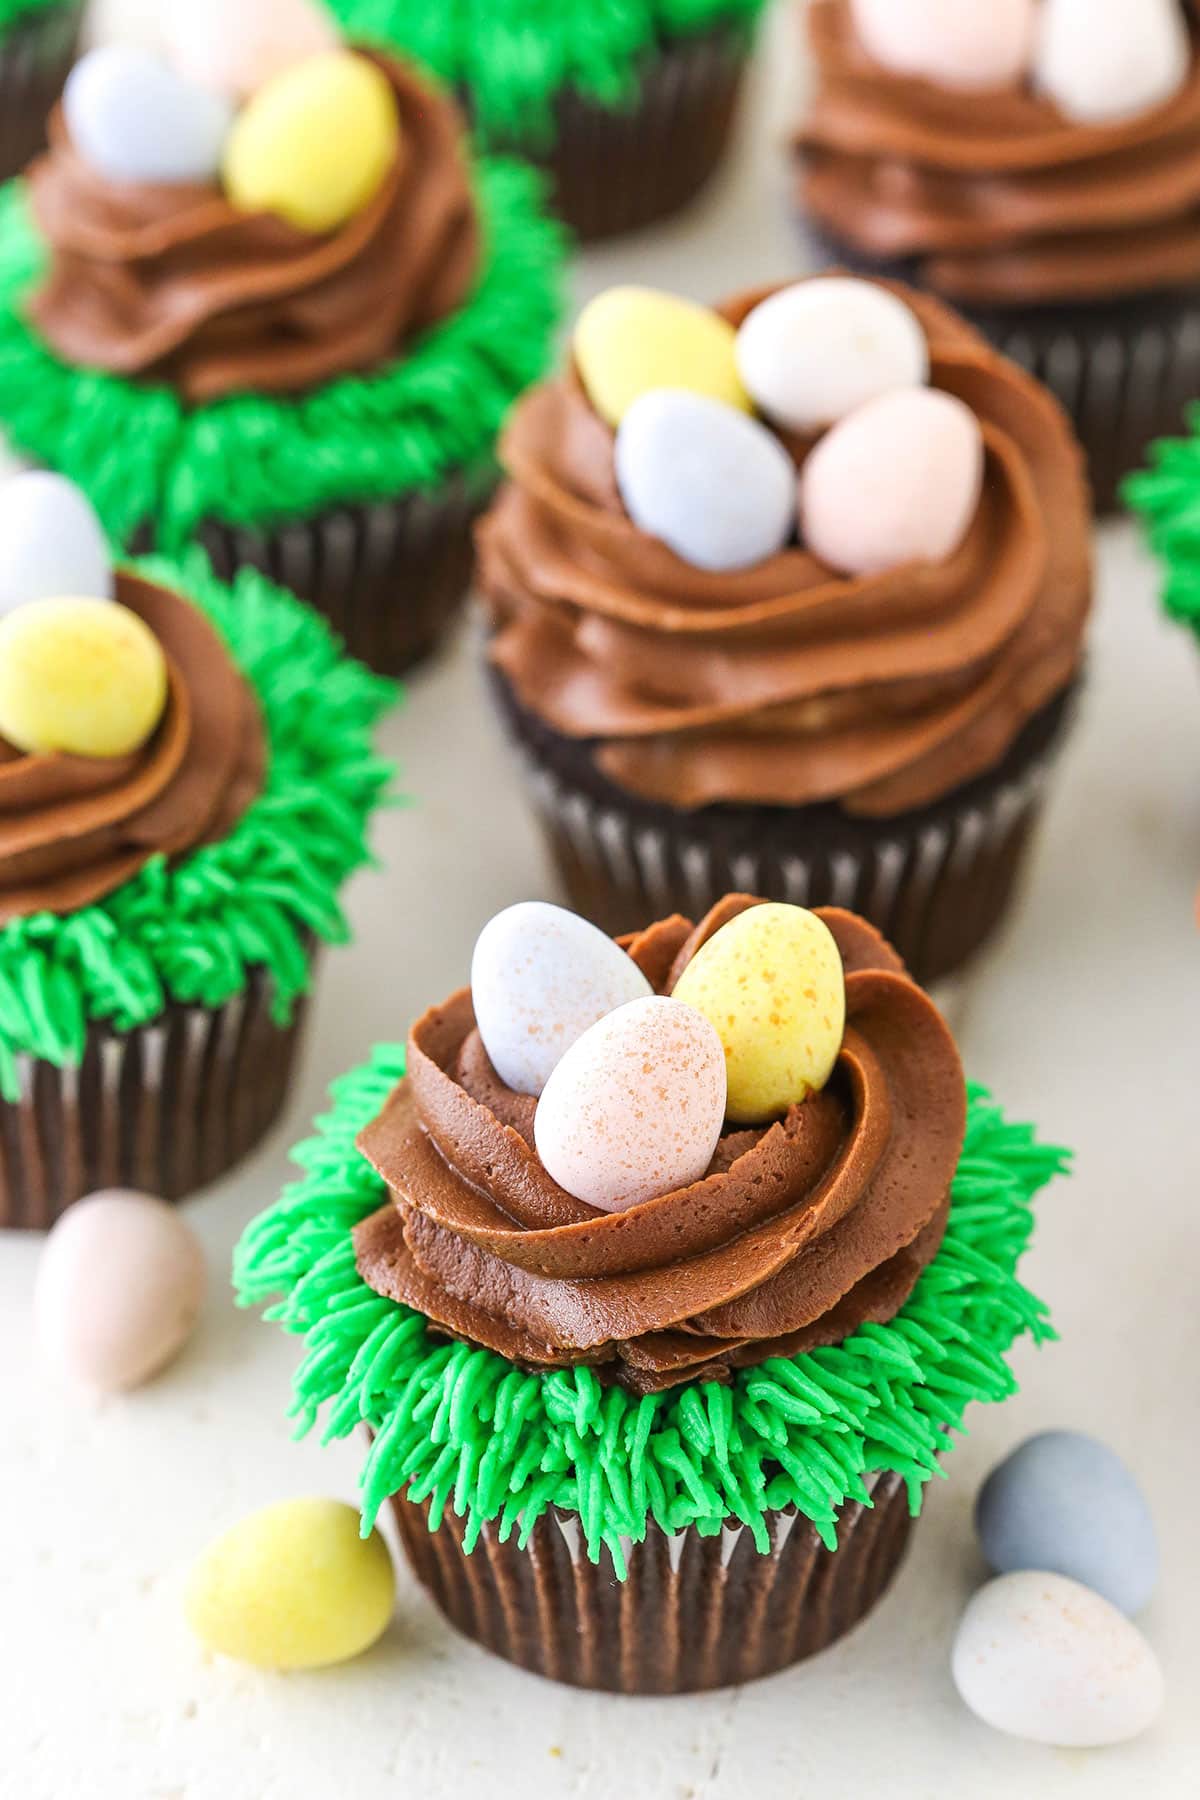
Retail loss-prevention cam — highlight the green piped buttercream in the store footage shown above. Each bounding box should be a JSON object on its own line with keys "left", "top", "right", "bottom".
{"left": 0, "top": 549, "right": 394, "bottom": 1100}
{"left": 234, "top": 1052, "right": 1068, "bottom": 1576}
{"left": 1125, "top": 425, "right": 1200, "bottom": 633}
{"left": 0, "top": 154, "right": 564, "bottom": 547}
{"left": 0, "top": 0, "right": 65, "bottom": 37}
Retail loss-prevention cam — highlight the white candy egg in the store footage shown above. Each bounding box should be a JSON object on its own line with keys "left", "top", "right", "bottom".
{"left": 849, "top": 0, "right": 1038, "bottom": 91}
{"left": 1034, "top": 0, "right": 1190, "bottom": 126}
{"left": 166, "top": 0, "right": 338, "bottom": 101}
{"left": 63, "top": 46, "right": 234, "bottom": 185}
{"left": 0, "top": 472, "right": 113, "bottom": 616}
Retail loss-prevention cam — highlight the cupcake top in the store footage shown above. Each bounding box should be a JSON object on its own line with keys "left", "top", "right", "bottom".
{"left": 798, "top": 0, "right": 1200, "bottom": 307}
{"left": 479, "top": 274, "right": 1091, "bottom": 818}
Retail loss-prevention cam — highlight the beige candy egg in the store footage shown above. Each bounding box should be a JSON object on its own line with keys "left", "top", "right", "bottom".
{"left": 0, "top": 596, "right": 168, "bottom": 759}
{"left": 167, "top": 0, "right": 338, "bottom": 101}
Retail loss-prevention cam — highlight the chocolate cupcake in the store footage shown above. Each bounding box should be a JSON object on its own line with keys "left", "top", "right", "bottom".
{"left": 0, "top": 0, "right": 80, "bottom": 182}
{"left": 477, "top": 276, "right": 1092, "bottom": 986}
{"left": 326, "top": 0, "right": 767, "bottom": 240}
{"left": 0, "top": 472, "right": 392, "bottom": 1229}
{"left": 235, "top": 894, "right": 1070, "bottom": 1694}
{"left": 795, "top": 0, "right": 1200, "bottom": 512}
{"left": 0, "top": 21, "right": 563, "bottom": 677}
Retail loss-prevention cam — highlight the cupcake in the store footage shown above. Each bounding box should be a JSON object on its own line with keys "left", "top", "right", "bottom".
{"left": 326, "top": 0, "right": 767, "bottom": 241}
{"left": 0, "top": 0, "right": 80, "bottom": 182}
{"left": 0, "top": 10, "right": 564, "bottom": 677}
{"left": 0, "top": 471, "right": 393, "bottom": 1229}
{"left": 477, "top": 276, "right": 1092, "bottom": 986}
{"left": 235, "top": 894, "right": 1069, "bottom": 1694}
{"left": 795, "top": 0, "right": 1200, "bottom": 513}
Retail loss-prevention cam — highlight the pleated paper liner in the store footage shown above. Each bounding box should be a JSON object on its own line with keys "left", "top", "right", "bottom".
{"left": 0, "top": 2, "right": 82, "bottom": 183}
{"left": 390, "top": 1469, "right": 912, "bottom": 1694}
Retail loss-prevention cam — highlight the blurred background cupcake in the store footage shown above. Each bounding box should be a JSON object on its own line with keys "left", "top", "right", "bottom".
{"left": 0, "top": 0, "right": 81, "bottom": 181}
{"left": 326, "top": 0, "right": 769, "bottom": 241}
{"left": 795, "top": 0, "right": 1200, "bottom": 512}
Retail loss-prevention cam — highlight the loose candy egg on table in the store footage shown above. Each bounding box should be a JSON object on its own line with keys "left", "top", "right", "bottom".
{"left": 735, "top": 279, "right": 929, "bottom": 434}
{"left": 165, "top": 0, "right": 338, "bottom": 101}
{"left": 1035, "top": 0, "right": 1189, "bottom": 125}
{"left": 34, "top": 1191, "right": 206, "bottom": 1394}
{"left": 223, "top": 50, "right": 401, "bottom": 233}
{"left": 951, "top": 1572, "right": 1165, "bottom": 1748}
{"left": 615, "top": 390, "right": 796, "bottom": 572}
{"left": 798, "top": 387, "right": 984, "bottom": 578}
{"left": 849, "top": 0, "right": 1037, "bottom": 91}
{"left": 63, "top": 46, "right": 235, "bottom": 185}
{"left": 0, "top": 472, "right": 113, "bottom": 615}
{"left": 976, "top": 1430, "right": 1159, "bottom": 1616}
{"left": 574, "top": 287, "right": 750, "bottom": 428}
{"left": 671, "top": 903, "right": 845, "bottom": 1125}
{"left": 471, "top": 900, "right": 652, "bottom": 1096}
{"left": 187, "top": 1499, "right": 395, "bottom": 1671}
{"left": 0, "top": 597, "right": 168, "bottom": 758}
{"left": 534, "top": 996, "right": 727, "bottom": 1212}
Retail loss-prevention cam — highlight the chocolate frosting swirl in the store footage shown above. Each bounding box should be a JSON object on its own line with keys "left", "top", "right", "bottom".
{"left": 354, "top": 897, "right": 966, "bottom": 1394}
{"left": 25, "top": 53, "right": 481, "bottom": 403}
{"left": 797, "top": 0, "right": 1200, "bottom": 307}
{"left": 0, "top": 572, "right": 264, "bottom": 922}
{"left": 478, "top": 279, "right": 1090, "bottom": 818}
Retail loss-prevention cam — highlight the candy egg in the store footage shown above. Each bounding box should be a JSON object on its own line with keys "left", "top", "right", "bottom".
{"left": 1035, "top": 0, "right": 1189, "bottom": 125}
{"left": 671, "top": 903, "right": 845, "bottom": 1125}
{"left": 615, "top": 390, "right": 796, "bottom": 572}
{"left": 0, "top": 472, "right": 113, "bottom": 615}
{"left": 35, "top": 1191, "right": 205, "bottom": 1393}
{"left": 0, "top": 596, "right": 168, "bottom": 759}
{"left": 952, "top": 1572, "right": 1165, "bottom": 1748}
{"left": 534, "top": 996, "right": 727, "bottom": 1212}
{"left": 574, "top": 287, "right": 750, "bottom": 428}
{"left": 976, "top": 1431, "right": 1159, "bottom": 1616}
{"left": 165, "top": 0, "right": 338, "bottom": 101}
{"left": 471, "top": 901, "right": 652, "bottom": 1096}
{"left": 187, "top": 1499, "right": 395, "bottom": 1670}
{"left": 735, "top": 279, "right": 929, "bottom": 434}
{"left": 223, "top": 50, "right": 401, "bottom": 233}
{"left": 798, "top": 388, "right": 984, "bottom": 577}
{"left": 849, "top": 0, "right": 1037, "bottom": 91}
{"left": 63, "top": 46, "right": 234, "bottom": 185}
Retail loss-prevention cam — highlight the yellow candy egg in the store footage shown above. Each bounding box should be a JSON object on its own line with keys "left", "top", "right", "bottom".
{"left": 0, "top": 596, "right": 167, "bottom": 759}
{"left": 574, "top": 287, "right": 751, "bottom": 427}
{"left": 223, "top": 50, "right": 400, "bottom": 233}
{"left": 671, "top": 903, "right": 846, "bottom": 1125}
{"left": 186, "top": 1498, "right": 395, "bottom": 1671}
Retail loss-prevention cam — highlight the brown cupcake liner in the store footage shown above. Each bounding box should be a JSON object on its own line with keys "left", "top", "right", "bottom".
{"left": 0, "top": 2, "right": 81, "bottom": 183}
{"left": 390, "top": 1468, "right": 912, "bottom": 1693}
{"left": 0, "top": 956, "right": 315, "bottom": 1230}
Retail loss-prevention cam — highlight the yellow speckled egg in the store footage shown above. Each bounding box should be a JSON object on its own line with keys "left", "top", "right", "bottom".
{"left": 574, "top": 287, "right": 751, "bottom": 427}
{"left": 671, "top": 903, "right": 846, "bottom": 1124}
{"left": 223, "top": 50, "right": 400, "bottom": 233}
{"left": 186, "top": 1498, "right": 395, "bottom": 1670}
{"left": 0, "top": 596, "right": 167, "bottom": 758}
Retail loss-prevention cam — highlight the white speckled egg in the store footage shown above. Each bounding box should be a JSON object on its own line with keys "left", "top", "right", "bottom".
{"left": 35, "top": 1190, "right": 206, "bottom": 1393}
{"left": 850, "top": 0, "right": 1037, "bottom": 91}
{"left": 1035, "top": 0, "right": 1189, "bottom": 125}
{"left": 615, "top": 389, "right": 796, "bottom": 571}
{"left": 735, "top": 280, "right": 929, "bottom": 433}
{"left": 166, "top": 0, "right": 338, "bottom": 101}
{"left": 0, "top": 472, "right": 113, "bottom": 616}
{"left": 534, "top": 996, "right": 727, "bottom": 1212}
{"left": 952, "top": 1572, "right": 1165, "bottom": 1747}
{"left": 471, "top": 901, "right": 652, "bottom": 1096}
{"left": 64, "top": 46, "right": 234, "bottom": 185}
{"left": 798, "top": 388, "right": 984, "bottom": 577}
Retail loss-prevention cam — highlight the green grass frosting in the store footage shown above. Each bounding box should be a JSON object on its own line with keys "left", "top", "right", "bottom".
{"left": 0, "top": 549, "right": 394, "bottom": 1101}
{"left": 1125, "top": 424, "right": 1200, "bottom": 634}
{"left": 0, "top": 155, "right": 564, "bottom": 548}
{"left": 234, "top": 1050, "right": 1068, "bottom": 1577}
{"left": 0, "top": 0, "right": 67, "bottom": 38}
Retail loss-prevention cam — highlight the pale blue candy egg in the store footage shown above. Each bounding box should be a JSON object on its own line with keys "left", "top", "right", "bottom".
{"left": 0, "top": 472, "right": 114, "bottom": 616}
{"left": 615, "top": 388, "right": 796, "bottom": 573}
{"left": 63, "top": 46, "right": 234, "bottom": 186}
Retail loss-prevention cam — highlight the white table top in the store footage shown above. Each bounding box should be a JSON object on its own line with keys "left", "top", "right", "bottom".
{"left": 3, "top": 4, "right": 1198, "bottom": 1795}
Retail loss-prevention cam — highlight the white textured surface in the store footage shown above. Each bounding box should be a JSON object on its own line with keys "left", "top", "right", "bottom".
{"left": 2, "top": 2, "right": 1198, "bottom": 1794}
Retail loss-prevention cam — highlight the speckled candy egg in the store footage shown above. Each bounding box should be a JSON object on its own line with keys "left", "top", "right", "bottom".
{"left": 471, "top": 900, "right": 652, "bottom": 1096}
{"left": 0, "top": 596, "right": 168, "bottom": 758}
{"left": 187, "top": 1499, "right": 395, "bottom": 1670}
{"left": 166, "top": 0, "right": 338, "bottom": 101}
{"left": 671, "top": 903, "right": 845, "bottom": 1124}
{"left": 952, "top": 1572, "right": 1165, "bottom": 1747}
{"left": 0, "top": 472, "right": 113, "bottom": 616}
{"left": 615, "top": 390, "right": 796, "bottom": 571}
{"left": 976, "top": 1431, "right": 1159, "bottom": 1616}
{"left": 534, "top": 996, "right": 727, "bottom": 1212}
{"left": 574, "top": 287, "right": 750, "bottom": 428}
{"left": 63, "top": 46, "right": 234, "bottom": 185}
{"left": 35, "top": 1191, "right": 206, "bottom": 1393}
{"left": 223, "top": 50, "right": 401, "bottom": 233}
{"left": 798, "top": 387, "right": 984, "bottom": 577}
{"left": 735, "top": 280, "right": 929, "bottom": 433}
{"left": 850, "top": 0, "right": 1037, "bottom": 90}
{"left": 1035, "top": 0, "right": 1189, "bottom": 125}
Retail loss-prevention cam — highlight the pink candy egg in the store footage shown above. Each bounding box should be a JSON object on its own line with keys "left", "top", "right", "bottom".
{"left": 166, "top": 0, "right": 338, "bottom": 101}
{"left": 850, "top": 0, "right": 1037, "bottom": 91}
